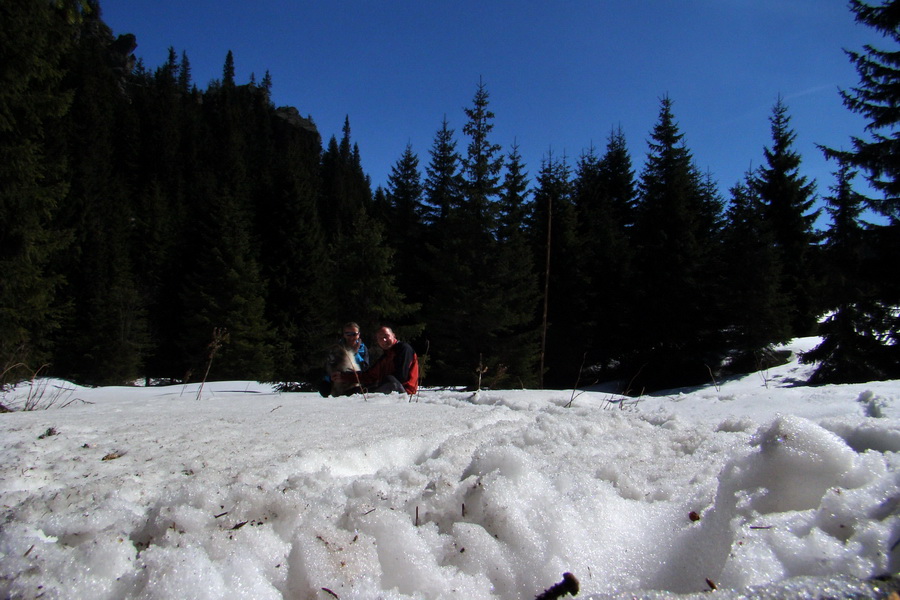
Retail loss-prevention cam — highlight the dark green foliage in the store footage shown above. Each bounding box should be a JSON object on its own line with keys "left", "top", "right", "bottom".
{"left": 385, "top": 144, "right": 428, "bottom": 307}
{"left": 532, "top": 151, "right": 580, "bottom": 387}
{"left": 628, "top": 97, "right": 727, "bottom": 391}
{"left": 803, "top": 160, "right": 897, "bottom": 382}
{"left": 0, "top": 0, "right": 74, "bottom": 381}
{"left": 328, "top": 211, "right": 421, "bottom": 338}
{"left": 829, "top": 0, "right": 900, "bottom": 220}
{"left": 494, "top": 144, "right": 541, "bottom": 388}
{"left": 258, "top": 108, "right": 331, "bottom": 382}
{"left": 423, "top": 82, "right": 540, "bottom": 388}
{"left": 461, "top": 79, "right": 504, "bottom": 229}
{"left": 177, "top": 173, "right": 274, "bottom": 381}
{"left": 6, "top": 0, "right": 895, "bottom": 390}
{"left": 572, "top": 131, "right": 637, "bottom": 376}
{"left": 319, "top": 117, "right": 372, "bottom": 241}
{"left": 720, "top": 173, "right": 791, "bottom": 362}
{"left": 128, "top": 49, "right": 201, "bottom": 380}
{"left": 51, "top": 10, "right": 148, "bottom": 384}
{"left": 421, "top": 117, "right": 464, "bottom": 227}
{"left": 815, "top": 0, "right": 900, "bottom": 381}
{"left": 752, "top": 98, "right": 822, "bottom": 336}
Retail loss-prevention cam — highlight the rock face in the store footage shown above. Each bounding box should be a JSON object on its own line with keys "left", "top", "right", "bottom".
{"left": 275, "top": 106, "right": 319, "bottom": 137}
{"left": 108, "top": 33, "right": 137, "bottom": 75}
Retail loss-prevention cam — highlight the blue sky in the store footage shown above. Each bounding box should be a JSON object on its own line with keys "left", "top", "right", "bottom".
{"left": 101, "top": 1, "right": 885, "bottom": 210}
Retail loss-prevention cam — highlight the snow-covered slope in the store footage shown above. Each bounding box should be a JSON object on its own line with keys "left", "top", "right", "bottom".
{"left": 1, "top": 339, "right": 898, "bottom": 599}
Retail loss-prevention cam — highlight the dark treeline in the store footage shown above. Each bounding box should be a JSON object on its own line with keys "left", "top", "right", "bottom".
{"left": 2, "top": 0, "right": 898, "bottom": 392}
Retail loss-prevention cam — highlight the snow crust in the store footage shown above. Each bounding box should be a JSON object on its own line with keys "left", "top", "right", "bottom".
{"left": 1, "top": 339, "right": 898, "bottom": 599}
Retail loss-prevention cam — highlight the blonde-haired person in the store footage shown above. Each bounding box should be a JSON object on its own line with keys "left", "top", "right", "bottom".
{"left": 318, "top": 322, "right": 370, "bottom": 397}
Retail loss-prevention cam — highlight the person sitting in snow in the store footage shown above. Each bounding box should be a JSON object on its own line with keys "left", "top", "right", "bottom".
{"left": 334, "top": 326, "right": 418, "bottom": 395}
{"left": 318, "top": 322, "right": 370, "bottom": 397}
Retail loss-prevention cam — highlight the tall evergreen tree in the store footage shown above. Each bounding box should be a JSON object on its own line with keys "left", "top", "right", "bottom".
{"left": 496, "top": 142, "right": 531, "bottom": 242}
{"left": 572, "top": 130, "right": 637, "bottom": 372}
{"left": 828, "top": 0, "right": 900, "bottom": 220}
{"left": 494, "top": 143, "right": 540, "bottom": 387}
{"left": 52, "top": 10, "right": 148, "bottom": 384}
{"left": 752, "top": 98, "right": 821, "bottom": 336}
{"left": 177, "top": 50, "right": 192, "bottom": 93}
{"left": 425, "top": 82, "right": 531, "bottom": 387}
{"left": 259, "top": 107, "right": 332, "bottom": 382}
{"left": 178, "top": 186, "right": 274, "bottom": 381}
{"left": 177, "top": 55, "right": 274, "bottom": 381}
{"left": 803, "top": 160, "right": 893, "bottom": 382}
{"left": 319, "top": 117, "right": 372, "bottom": 240}
{"left": 223, "top": 50, "right": 236, "bottom": 88}
{"left": 385, "top": 144, "right": 427, "bottom": 305}
{"left": 128, "top": 46, "right": 196, "bottom": 381}
{"left": 531, "top": 151, "right": 580, "bottom": 387}
{"left": 818, "top": 0, "right": 900, "bottom": 377}
{"left": 421, "top": 117, "right": 463, "bottom": 228}
{"left": 461, "top": 79, "right": 504, "bottom": 230}
{"left": 0, "top": 0, "right": 75, "bottom": 381}
{"left": 418, "top": 118, "right": 463, "bottom": 381}
{"left": 720, "top": 172, "right": 791, "bottom": 367}
{"left": 630, "top": 97, "right": 723, "bottom": 391}
{"left": 329, "top": 212, "right": 421, "bottom": 339}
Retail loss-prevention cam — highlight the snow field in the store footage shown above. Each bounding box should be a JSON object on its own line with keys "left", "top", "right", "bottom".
{"left": 1, "top": 359, "right": 898, "bottom": 599}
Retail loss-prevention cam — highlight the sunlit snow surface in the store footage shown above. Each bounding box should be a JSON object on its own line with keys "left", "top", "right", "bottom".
{"left": 1, "top": 339, "right": 898, "bottom": 599}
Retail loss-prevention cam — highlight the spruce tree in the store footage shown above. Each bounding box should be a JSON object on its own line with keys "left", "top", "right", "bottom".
{"left": 52, "top": 12, "right": 148, "bottom": 384}
{"left": 461, "top": 79, "right": 504, "bottom": 230}
{"left": 531, "top": 151, "right": 580, "bottom": 387}
{"left": 223, "top": 50, "right": 236, "bottom": 88}
{"left": 421, "top": 117, "right": 463, "bottom": 228}
{"left": 179, "top": 185, "right": 274, "bottom": 381}
{"left": 829, "top": 0, "right": 900, "bottom": 219}
{"left": 328, "top": 212, "right": 421, "bottom": 339}
{"left": 177, "top": 54, "right": 274, "bottom": 381}
{"left": 631, "top": 97, "right": 723, "bottom": 390}
{"left": 259, "top": 107, "right": 332, "bottom": 382}
{"left": 720, "top": 172, "right": 791, "bottom": 368}
{"left": 572, "top": 130, "right": 637, "bottom": 373}
{"left": 0, "top": 0, "right": 73, "bottom": 381}
{"left": 803, "top": 160, "right": 893, "bottom": 382}
{"left": 497, "top": 142, "right": 531, "bottom": 242}
{"left": 177, "top": 50, "right": 192, "bottom": 94}
{"left": 319, "top": 117, "right": 372, "bottom": 240}
{"left": 494, "top": 143, "right": 541, "bottom": 387}
{"left": 128, "top": 47, "right": 195, "bottom": 381}
{"left": 752, "top": 98, "right": 821, "bottom": 336}
{"left": 425, "top": 82, "right": 528, "bottom": 387}
{"left": 385, "top": 144, "right": 427, "bottom": 306}
{"left": 819, "top": 0, "right": 900, "bottom": 377}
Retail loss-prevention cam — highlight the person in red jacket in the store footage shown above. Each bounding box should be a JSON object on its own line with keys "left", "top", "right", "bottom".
{"left": 334, "top": 326, "right": 418, "bottom": 395}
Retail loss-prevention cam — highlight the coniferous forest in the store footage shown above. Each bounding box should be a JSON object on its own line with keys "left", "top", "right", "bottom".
{"left": 2, "top": 0, "right": 899, "bottom": 392}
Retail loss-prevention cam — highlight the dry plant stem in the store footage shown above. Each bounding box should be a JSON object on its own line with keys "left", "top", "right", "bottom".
{"left": 1, "top": 361, "right": 27, "bottom": 386}
{"left": 624, "top": 363, "right": 647, "bottom": 396}
{"left": 342, "top": 346, "right": 368, "bottom": 401}
{"left": 475, "top": 354, "right": 488, "bottom": 392}
{"left": 755, "top": 351, "right": 771, "bottom": 389}
{"left": 706, "top": 364, "right": 720, "bottom": 392}
{"left": 565, "top": 352, "right": 588, "bottom": 408}
{"left": 197, "top": 328, "right": 227, "bottom": 401}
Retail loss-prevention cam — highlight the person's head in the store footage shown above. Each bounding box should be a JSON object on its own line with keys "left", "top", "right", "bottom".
{"left": 375, "top": 326, "right": 397, "bottom": 350}
{"left": 341, "top": 322, "right": 361, "bottom": 348}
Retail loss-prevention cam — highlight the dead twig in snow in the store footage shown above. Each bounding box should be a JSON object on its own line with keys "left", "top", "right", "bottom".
{"left": 197, "top": 328, "right": 228, "bottom": 401}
